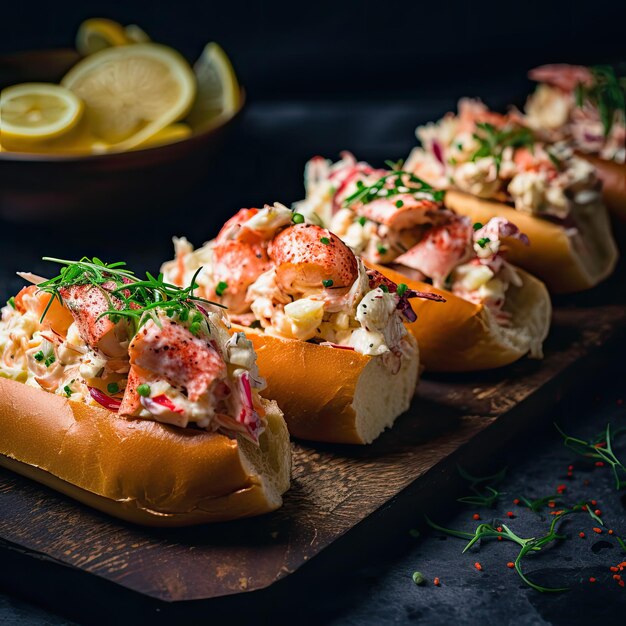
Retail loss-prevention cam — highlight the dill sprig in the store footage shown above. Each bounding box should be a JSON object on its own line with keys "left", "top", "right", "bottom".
{"left": 518, "top": 494, "right": 562, "bottom": 514}
{"left": 574, "top": 65, "right": 626, "bottom": 136}
{"left": 556, "top": 423, "right": 626, "bottom": 490}
{"left": 37, "top": 257, "right": 224, "bottom": 337}
{"left": 342, "top": 170, "right": 445, "bottom": 208}
{"left": 470, "top": 122, "right": 535, "bottom": 173}
{"left": 456, "top": 465, "right": 506, "bottom": 507}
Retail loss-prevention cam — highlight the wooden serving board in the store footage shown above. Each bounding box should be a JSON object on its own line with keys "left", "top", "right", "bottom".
{"left": 1, "top": 302, "right": 626, "bottom": 623}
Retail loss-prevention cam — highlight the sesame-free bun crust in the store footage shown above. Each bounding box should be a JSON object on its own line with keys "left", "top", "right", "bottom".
{"left": 577, "top": 154, "right": 626, "bottom": 221}
{"left": 373, "top": 264, "right": 551, "bottom": 372}
{"left": 444, "top": 190, "right": 618, "bottom": 294}
{"left": 234, "top": 327, "right": 420, "bottom": 444}
{"left": 0, "top": 378, "right": 290, "bottom": 526}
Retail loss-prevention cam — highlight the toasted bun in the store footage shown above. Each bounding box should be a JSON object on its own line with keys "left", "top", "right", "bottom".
{"left": 372, "top": 264, "right": 551, "bottom": 372}
{"left": 577, "top": 154, "right": 626, "bottom": 221}
{"left": 234, "top": 327, "right": 419, "bottom": 444}
{"left": 444, "top": 190, "right": 618, "bottom": 294}
{"left": 0, "top": 378, "right": 291, "bottom": 526}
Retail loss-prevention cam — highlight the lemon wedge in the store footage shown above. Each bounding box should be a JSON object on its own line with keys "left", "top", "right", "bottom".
{"left": 61, "top": 43, "right": 196, "bottom": 150}
{"left": 186, "top": 42, "right": 240, "bottom": 128}
{"left": 0, "top": 83, "right": 84, "bottom": 142}
{"left": 124, "top": 24, "right": 151, "bottom": 44}
{"left": 76, "top": 18, "right": 135, "bottom": 55}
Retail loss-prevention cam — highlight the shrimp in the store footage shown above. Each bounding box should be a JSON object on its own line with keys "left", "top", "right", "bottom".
{"left": 268, "top": 224, "right": 359, "bottom": 293}
{"left": 393, "top": 216, "right": 474, "bottom": 288}
{"left": 528, "top": 64, "right": 594, "bottom": 93}
{"left": 124, "top": 317, "right": 226, "bottom": 404}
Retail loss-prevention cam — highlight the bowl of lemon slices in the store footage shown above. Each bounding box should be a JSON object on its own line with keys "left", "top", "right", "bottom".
{"left": 0, "top": 19, "right": 244, "bottom": 220}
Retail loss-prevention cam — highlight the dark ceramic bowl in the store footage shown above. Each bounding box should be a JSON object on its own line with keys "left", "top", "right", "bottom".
{"left": 0, "top": 49, "right": 245, "bottom": 221}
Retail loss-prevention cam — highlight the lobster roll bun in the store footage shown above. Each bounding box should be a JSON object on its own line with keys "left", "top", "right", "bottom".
{"left": 371, "top": 264, "right": 551, "bottom": 372}
{"left": 0, "top": 260, "right": 290, "bottom": 526}
{"left": 443, "top": 189, "right": 618, "bottom": 294}
{"left": 162, "top": 204, "right": 445, "bottom": 444}
{"left": 294, "top": 154, "right": 551, "bottom": 371}
{"left": 400, "top": 98, "right": 618, "bottom": 293}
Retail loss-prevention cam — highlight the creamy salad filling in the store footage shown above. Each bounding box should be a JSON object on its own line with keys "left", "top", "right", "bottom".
{"left": 0, "top": 260, "right": 267, "bottom": 442}
{"left": 162, "top": 205, "right": 443, "bottom": 364}
{"left": 296, "top": 153, "right": 528, "bottom": 325}
{"left": 524, "top": 64, "right": 625, "bottom": 164}
{"left": 405, "top": 98, "right": 603, "bottom": 221}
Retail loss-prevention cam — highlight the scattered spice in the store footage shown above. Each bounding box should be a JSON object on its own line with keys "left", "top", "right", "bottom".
{"left": 472, "top": 513, "right": 481, "bottom": 521}
{"left": 474, "top": 562, "right": 482, "bottom": 571}
{"left": 589, "top": 577, "right": 597, "bottom": 583}
{"left": 433, "top": 577, "right": 441, "bottom": 586}
{"left": 506, "top": 511, "right": 515, "bottom": 518}
{"left": 507, "top": 562, "right": 515, "bottom": 569}
{"left": 593, "top": 527, "right": 603, "bottom": 534}
{"left": 579, "top": 532, "right": 586, "bottom": 538}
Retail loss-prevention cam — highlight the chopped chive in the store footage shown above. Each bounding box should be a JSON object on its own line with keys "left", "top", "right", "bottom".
{"left": 44, "top": 355, "right": 55, "bottom": 367}
{"left": 215, "top": 281, "right": 228, "bottom": 297}
{"left": 357, "top": 216, "right": 367, "bottom": 226}
{"left": 292, "top": 212, "right": 305, "bottom": 224}
{"left": 376, "top": 244, "right": 388, "bottom": 255}
{"left": 395, "top": 200, "right": 404, "bottom": 208}
{"left": 107, "top": 382, "right": 119, "bottom": 395}
{"left": 476, "top": 237, "right": 491, "bottom": 248}
{"left": 34, "top": 350, "right": 45, "bottom": 362}
{"left": 322, "top": 279, "right": 334, "bottom": 288}
{"left": 397, "top": 283, "right": 408, "bottom": 297}
{"left": 320, "top": 236, "right": 331, "bottom": 245}
{"left": 249, "top": 320, "right": 262, "bottom": 329}
{"left": 473, "top": 222, "right": 483, "bottom": 231}
{"left": 7, "top": 296, "right": 15, "bottom": 309}
{"left": 380, "top": 284, "right": 389, "bottom": 293}
{"left": 178, "top": 308, "right": 189, "bottom": 321}
{"left": 137, "top": 383, "right": 151, "bottom": 397}
{"left": 63, "top": 385, "right": 72, "bottom": 397}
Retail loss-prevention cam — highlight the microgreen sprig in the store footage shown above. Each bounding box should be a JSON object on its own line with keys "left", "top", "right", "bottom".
{"left": 456, "top": 465, "right": 506, "bottom": 508}
{"left": 37, "top": 257, "right": 224, "bottom": 338}
{"left": 574, "top": 65, "right": 626, "bottom": 136}
{"left": 343, "top": 171, "right": 445, "bottom": 208}
{"left": 470, "top": 122, "right": 535, "bottom": 173}
{"left": 556, "top": 423, "right": 626, "bottom": 490}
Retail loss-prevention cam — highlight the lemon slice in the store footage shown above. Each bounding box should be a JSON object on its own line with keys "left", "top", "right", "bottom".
{"left": 124, "top": 24, "right": 151, "bottom": 44}
{"left": 0, "top": 83, "right": 84, "bottom": 142}
{"left": 131, "top": 123, "right": 191, "bottom": 150}
{"left": 76, "top": 18, "right": 135, "bottom": 55}
{"left": 186, "top": 42, "right": 240, "bottom": 128}
{"left": 61, "top": 43, "right": 196, "bottom": 149}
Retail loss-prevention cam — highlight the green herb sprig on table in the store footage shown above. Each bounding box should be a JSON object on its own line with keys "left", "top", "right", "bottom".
{"left": 343, "top": 171, "right": 445, "bottom": 208}
{"left": 556, "top": 423, "right": 626, "bottom": 490}
{"left": 456, "top": 465, "right": 506, "bottom": 508}
{"left": 470, "top": 122, "right": 535, "bottom": 174}
{"left": 37, "top": 257, "right": 224, "bottom": 338}
{"left": 574, "top": 65, "right": 626, "bottom": 137}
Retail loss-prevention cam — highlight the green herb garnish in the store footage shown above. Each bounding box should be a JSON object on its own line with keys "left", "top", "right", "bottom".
{"left": 137, "top": 384, "right": 151, "bottom": 397}
{"left": 397, "top": 283, "right": 408, "bottom": 298}
{"left": 470, "top": 122, "right": 535, "bottom": 174}
{"left": 574, "top": 65, "right": 626, "bottom": 136}
{"left": 376, "top": 244, "right": 388, "bottom": 255}
{"left": 379, "top": 284, "right": 389, "bottom": 293}
{"left": 33, "top": 350, "right": 44, "bottom": 362}
{"left": 343, "top": 171, "right": 445, "bottom": 208}
{"left": 457, "top": 465, "right": 506, "bottom": 508}
{"left": 395, "top": 200, "right": 404, "bottom": 208}
{"left": 322, "top": 279, "right": 334, "bottom": 288}
{"left": 476, "top": 237, "right": 490, "bottom": 249}
{"left": 384, "top": 159, "right": 404, "bottom": 171}
{"left": 37, "top": 257, "right": 222, "bottom": 339}
{"left": 320, "top": 236, "right": 330, "bottom": 245}
{"left": 7, "top": 296, "right": 15, "bottom": 309}
{"left": 292, "top": 212, "right": 305, "bottom": 224}
{"left": 44, "top": 355, "right": 55, "bottom": 367}
{"left": 107, "top": 382, "right": 120, "bottom": 395}
{"left": 63, "top": 385, "right": 72, "bottom": 397}
{"left": 215, "top": 281, "right": 228, "bottom": 297}
{"left": 473, "top": 222, "right": 483, "bottom": 231}
{"left": 556, "top": 423, "right": 626, "bottom": 490}
{"left": 357, "top": 216, "right": 367, "bottom": 226}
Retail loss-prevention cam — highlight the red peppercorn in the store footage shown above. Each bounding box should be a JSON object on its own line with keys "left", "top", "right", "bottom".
{"left": 589, "top": 577, "right": 597, "bottom": 583}
{"left": 556, "top": 484, "right": 567, "bottom": 493}
{"left": 611, "top": 566, "right": 619, "bottom": 572}
{"left": 548, "top": 501, "right": 556, "bottom": 508}
{"left": 506, "top": 511, "right": 515, "bottom": 518}
{"left": 496, "top": 527, "right": 503, "bottom": 532}
{"left": 568, "top": 465, "right": 574, "bottom": 471}
{"left": 513, "top": 498, "right": 520, "bottom": 505}
{"left": 608, "top": 529, "right": 614, "bottom": 535}
{"left": 497, "top": 536, "right": 503, "bottom": 541}
{"left": 474, "top": 562, "right": 482, "bottom": 571}
{"left": 579, "top": 532, "right": 586, "bottom": 538}
{"left": 506, "top": 562, "right": 515, "bottom": 569}
{"left": 595, "top": 461, "right": 605, "bottom": 467}
{"left": 590, "top": 500, "right": 597, "bottom": 506}
{"left": 595, "top": 510, "right": 602, "bottom": 516}
{"left": 613, "top": 574, "right": 622, "bottom": 581}
{"left": 584, "top": 480, "right": 591, "bottom": 486}
{"left": 472, "top": 513, "right": 480, "bottom": 521}
{"left": 593, "top": 527, "right": 603, "bottom": 534}
{"left": 433, "top": 577, "right": 440, "bottom": 586}
{"left": 619, "top": 580, "right": 625, "bottom": 588}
